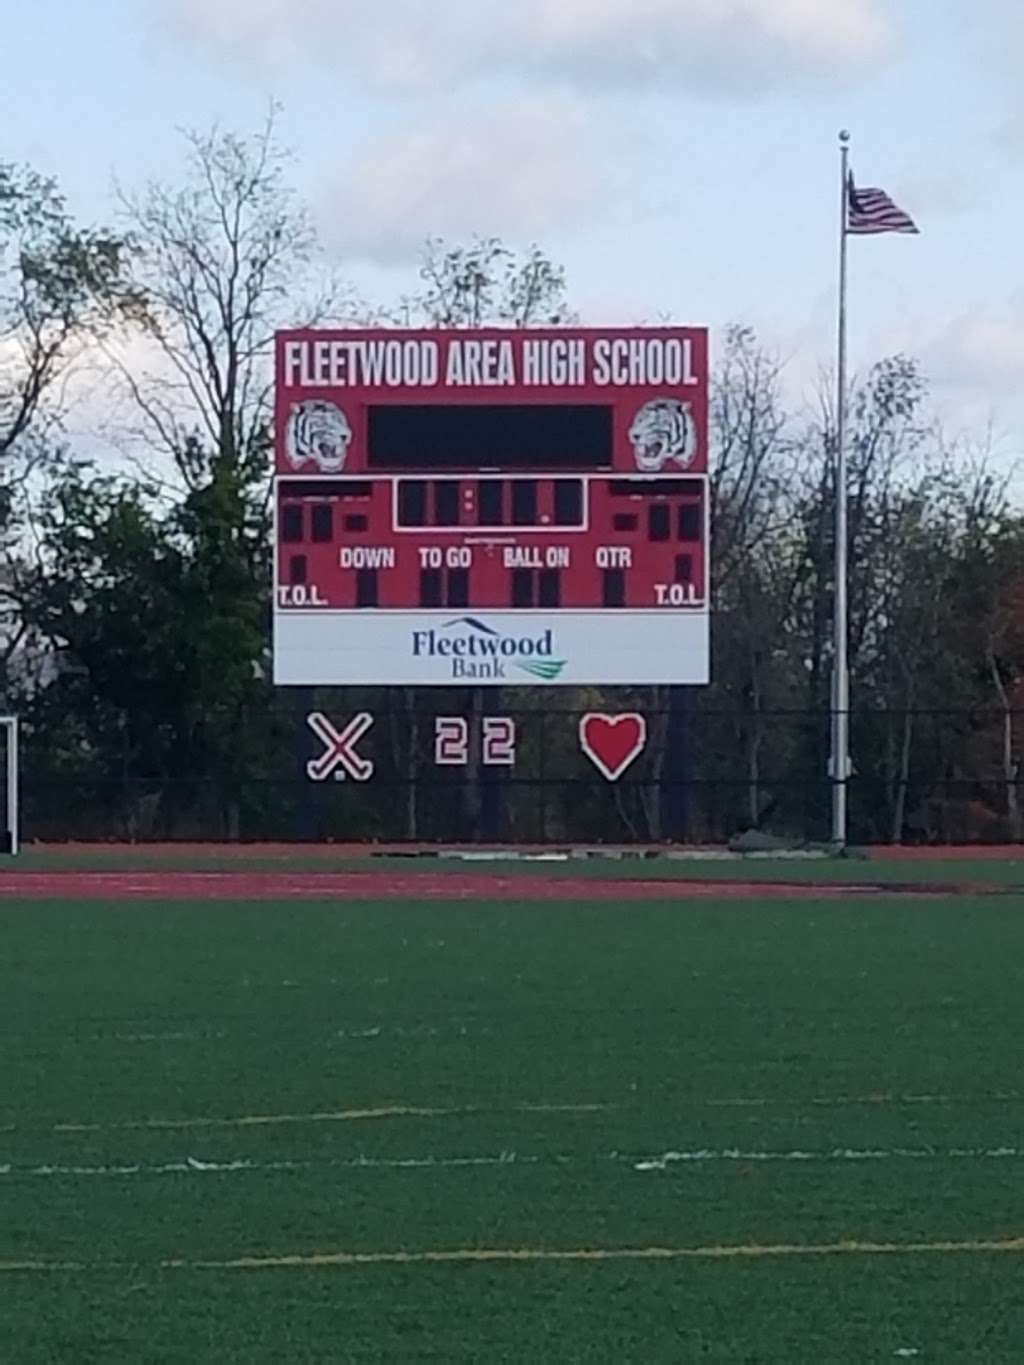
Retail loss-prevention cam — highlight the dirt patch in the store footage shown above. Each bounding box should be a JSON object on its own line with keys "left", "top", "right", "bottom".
{"left": 0, "top": 871, "right": 967, "bottom": 902}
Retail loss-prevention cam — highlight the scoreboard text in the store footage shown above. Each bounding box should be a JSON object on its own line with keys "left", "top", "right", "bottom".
{"left": 273, "top": 328, "right": 710, "bottom": 687}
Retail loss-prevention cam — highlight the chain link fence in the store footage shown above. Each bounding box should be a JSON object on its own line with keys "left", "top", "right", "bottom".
{"left": 17, "top": 690, "right": 1024, "bottom": 845}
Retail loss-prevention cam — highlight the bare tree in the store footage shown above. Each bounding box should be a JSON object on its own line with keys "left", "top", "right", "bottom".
{"left": 967, "top": 509, "right": 1024, "bottom": 841}
{"left": 74, "top": 112, "right": 353, "bottom": 835}
{"left": 711, "top": 326, "right": 794, "bottom": 589}
{"left": 708, "top": 329, "right": 802, "bottom": 830}
{"left": 646, "top": 327, "right": 798, "bottom": 839}
{"left": 112, "top": 108, "right": 347, "bottom": 495}
{"left": 873, "top": 475, "right": 959, "bottom": 841}
{"left": 406, "top": 237, "right": 576, "bottom": 330}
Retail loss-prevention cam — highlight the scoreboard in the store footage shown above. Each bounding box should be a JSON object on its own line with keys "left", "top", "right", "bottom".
{"left": 273, "top": 327, "right": 710, "bottom": 687}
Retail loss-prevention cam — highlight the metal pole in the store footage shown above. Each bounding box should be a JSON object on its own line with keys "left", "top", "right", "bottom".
{"left": 7, "top": 718, "right": 18, "bottom": 856}
{"left": 832, "top": 131, "right": 851, "bottom": 848}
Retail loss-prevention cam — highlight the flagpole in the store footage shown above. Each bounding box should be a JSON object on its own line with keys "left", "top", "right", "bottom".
{"left": 832, "top": 129, "right": 851, "bottom": 848}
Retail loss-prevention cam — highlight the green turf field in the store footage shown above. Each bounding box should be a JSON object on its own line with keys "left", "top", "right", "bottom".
{"left": 2, "top": 895, "right": 1023, "bottom": 1361}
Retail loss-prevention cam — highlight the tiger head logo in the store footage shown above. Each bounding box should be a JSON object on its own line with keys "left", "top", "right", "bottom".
{"left": 285, "top": 400, "right": 353, "bottom": 473}
{"left": 628, "top": 399, "right": 697, "bottom": 473}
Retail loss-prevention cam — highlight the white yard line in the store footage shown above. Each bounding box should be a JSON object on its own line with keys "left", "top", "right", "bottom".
{"left": 1, "top": 1145, "right": 1021, "bottom": 1180}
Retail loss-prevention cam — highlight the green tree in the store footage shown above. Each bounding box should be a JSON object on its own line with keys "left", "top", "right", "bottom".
{"left": 1, "top": 163, "right": 139, "bottom": 462}
{"left": 0, "top": 163, "right": 138, "bottom": 697}
{"left": 21, "top": 455, "right": 274, "bottom": 837}
{"left": 19, "top": 115, "right": 341, "bottom": 834}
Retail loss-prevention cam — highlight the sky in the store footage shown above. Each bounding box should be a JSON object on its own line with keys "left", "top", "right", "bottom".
{"left": 4, "top": 0, "right": 1024, "bottom": 467}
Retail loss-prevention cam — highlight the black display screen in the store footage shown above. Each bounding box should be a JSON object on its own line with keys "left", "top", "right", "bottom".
{"left": 368, "top": 405, "right": 613, "bottom": 470}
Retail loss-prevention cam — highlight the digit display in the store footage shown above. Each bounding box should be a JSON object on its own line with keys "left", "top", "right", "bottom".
{"left": 368, "top": 405, "right": 613, "bottom": 470}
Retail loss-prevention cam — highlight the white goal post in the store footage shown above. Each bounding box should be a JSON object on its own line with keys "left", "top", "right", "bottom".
{"left": 0, "top": 716, "right": 18, "bottom": 856}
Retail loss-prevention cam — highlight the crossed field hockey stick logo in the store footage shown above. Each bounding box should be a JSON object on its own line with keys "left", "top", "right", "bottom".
{"left": 306, "top": 712, "right": 375, "bottom": 783}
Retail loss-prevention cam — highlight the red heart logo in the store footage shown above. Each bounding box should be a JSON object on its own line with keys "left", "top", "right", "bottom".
{"left": 579, "top": 713, "right": 647, "bottom": 783}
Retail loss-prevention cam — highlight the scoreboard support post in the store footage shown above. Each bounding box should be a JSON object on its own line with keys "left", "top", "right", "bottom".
{"left": 297, "top": 685, "right": 320, "bottom": 842}
{"left": 659, "top": 685, "right": 691, "bottom": 842}
{"left": 478, "top": 687, "right": 502, "bottom": 843}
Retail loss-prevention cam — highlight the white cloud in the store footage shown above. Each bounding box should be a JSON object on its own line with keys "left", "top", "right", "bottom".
{"left": 169, "top": 0, "right": 893, "bottom": 94}
{"left": 575, "top": 291, "right": 669, "bottom": 327}
{"left": 924, "top": 308, "right": 1024, "bottom": 395}
{"left": 965, "top": 2, "right": 1024, "bottom": 156}
{"left": 320, "top": 100, "right": 598, "bottom": 265}
{"left": 742, "top": 295, "right": 1024, "bottom": 462}
{"left": 877, "top": 301, "right": 1024, "bottom": 461}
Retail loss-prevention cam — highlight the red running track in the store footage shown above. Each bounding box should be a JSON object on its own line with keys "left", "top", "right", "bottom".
{"left": 0, "top": 871, "right": 956, "bottom": 902}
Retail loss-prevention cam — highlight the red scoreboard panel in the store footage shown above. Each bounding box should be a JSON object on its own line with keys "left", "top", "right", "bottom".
{"left": 273, "top": 327, "right": 710, "bottom": 687}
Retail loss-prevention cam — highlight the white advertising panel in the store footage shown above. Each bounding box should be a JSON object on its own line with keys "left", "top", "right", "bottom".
{"left": 274, "top": 610, "right": 709, "bottom": 687}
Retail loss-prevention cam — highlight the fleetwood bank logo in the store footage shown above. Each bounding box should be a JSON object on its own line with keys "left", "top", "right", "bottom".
{"left": 412, "top": 618, "right": 567, "bottom": 681}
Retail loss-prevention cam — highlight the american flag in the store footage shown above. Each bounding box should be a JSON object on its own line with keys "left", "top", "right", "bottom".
{"left": 846, "top": 175, "right": 918, "bottom": 236}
